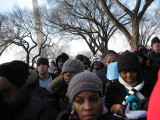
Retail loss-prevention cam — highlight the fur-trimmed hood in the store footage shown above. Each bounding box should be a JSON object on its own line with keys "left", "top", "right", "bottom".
{"left": 48, "top": 75, "right": 64, "bottom": 91}
{"left": 26, "top": 69, "right": 38, "bottom": 86}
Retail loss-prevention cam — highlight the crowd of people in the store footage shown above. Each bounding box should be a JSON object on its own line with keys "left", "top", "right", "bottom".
{"left": 0, "top": 36, "right": 160, "bottom": 120}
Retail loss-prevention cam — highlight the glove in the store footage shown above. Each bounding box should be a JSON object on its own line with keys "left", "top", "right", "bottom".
{"left": 125, "top": 94, "right": 139, "bottom": 104}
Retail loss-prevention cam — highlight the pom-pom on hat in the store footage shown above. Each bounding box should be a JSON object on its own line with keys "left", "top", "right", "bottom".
{"left": 118, "top": 50, "right": 140, "bottom": 73}
{"left": 66, "top": 71, "right": 103, "bottom": 103}
{"left": 151, "top": 37, "right": 160, "bottom": 46}
{"left": 0, "top": 60, "right": 29, "bottom": 88}
{"left": 37, "top": 57, "right": 49, "bottom": 67}
{"left": 61, "top": 59, "right": 84, "bottom": 75}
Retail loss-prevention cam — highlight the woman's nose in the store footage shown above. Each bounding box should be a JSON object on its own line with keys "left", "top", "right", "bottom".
{"left": 84, "top": 101, "right": 93, "bottom": 111}
{"left": 126, "top": 72, "right": 132, "bottom": 77}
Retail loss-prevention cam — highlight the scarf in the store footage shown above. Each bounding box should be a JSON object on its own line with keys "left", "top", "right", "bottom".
{"left": 119, "top": 76, "right": 145, "bottom": 110}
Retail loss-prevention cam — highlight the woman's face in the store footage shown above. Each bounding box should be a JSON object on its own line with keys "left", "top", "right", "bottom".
{"left": 63, "top": 72, "right": 77, "bottom": 85}
{"left": 58, "top": 59, "right": 65, "bottom": 69}
{"left": 120, "top": 70, "right": 137, "bottom": 85}
{"left": 105, "top": 56, "right": 117, "bottom": 66}
{"left": 73, "top": 91, "right": 102, "bottom": 120}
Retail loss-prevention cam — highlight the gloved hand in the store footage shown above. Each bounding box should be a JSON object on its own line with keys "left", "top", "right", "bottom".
{"left": 131, "top": 102, "right": 138, "bottom": 110}
{"left": 125, "top": 94, "right": 139, "bottom": 110}
{"left": 125, "top": 94, "right": 139, "bottom": 104}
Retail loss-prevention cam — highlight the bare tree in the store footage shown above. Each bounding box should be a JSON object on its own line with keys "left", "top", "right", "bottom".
{"left": 0, "top": 14, "right": 13, "bottom": 54}
{"left": 139, "top": 4, "right": 160, "bottom": 47}
{"left": 47, "top": 43, "right": 70, "bottom": 60}
{"left": 45, "top": 0, "right": 129, "bottom": 54}
{"left": 100, "top": 0, "right": 154, "bottom": 50}
{"left": 0, "top": 7, "right": 53, "bottom": 66}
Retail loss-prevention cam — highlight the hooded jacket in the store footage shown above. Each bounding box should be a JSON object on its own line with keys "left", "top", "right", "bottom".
{"left": 55, "top": 53, "right": 69, "bottom": 77}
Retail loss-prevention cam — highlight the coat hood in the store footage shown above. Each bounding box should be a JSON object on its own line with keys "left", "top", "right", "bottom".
{"left": 26, "top": 69, "right": 38, "bottom": 86}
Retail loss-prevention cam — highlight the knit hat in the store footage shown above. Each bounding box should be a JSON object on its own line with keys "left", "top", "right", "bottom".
{"left": 101, "top": 50, "right": 119, "bottom": 63}
{"left": 82, "top": 56, "right": 91, "bottom": 65}
{"left": 50, "top": 60, "right": 56, "bottom": 65}
{"left": 37, "top": 57, "right": 49, "bottom": 67}
{"left": 62, "top": 59, "right": 84, "bottom": 74}
{"left": 66, "top": 71, "right": 103, "bottom": 102}
{"left": 0, "top": 60, "right": 29, "bottom": 88}
{"left": 151, "top": 37, "right": 160, "bottom": 46}
{"left": 118, "top": 50, "right": 140, "bottom": 73}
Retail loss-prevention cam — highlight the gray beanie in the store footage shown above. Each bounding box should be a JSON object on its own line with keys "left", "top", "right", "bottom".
{"left": 62, "top": 59, "right": 84, "bottom": 74}
{"left": 66, "top": 71, "right": 103, "bottom": 102}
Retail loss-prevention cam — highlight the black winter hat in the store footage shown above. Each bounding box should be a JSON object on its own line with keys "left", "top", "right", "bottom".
{"left": 50, "top": 60, "right": 56, "bottom": 65}
{"left": 133, "top": 51, "right": 148, "bottom": 62}
{"left": 56, "top": 53, "right": 69, "bottom": 62}
{"left": 0, "top": 60, "right": 29, "bottom": 88}
{"left": 118, "top": 50, "right": 140, "bottom": 72}
{"left": 101, "top": 50, "right": 119, "bottom": 60}
{"left": 83, "top": 56, "right": 91, "bottom": 65}
{"left": 75, "top": 54, "right": 84, "bottom": 62}
{"left": 37, "top": 57, "right": 49, "bottom": 67}
{"left": 151, "top": 37, "right": 160, "bottom": 46}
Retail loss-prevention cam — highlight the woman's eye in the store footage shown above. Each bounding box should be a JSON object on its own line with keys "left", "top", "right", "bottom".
{"left": 75, "top": 99, "right": 83, "bottom": 104}
{"left": 121, "top": 71, "right": 127, "bottom": 74}
{"left": 91, "top": 98, "right": 99, "bottom": 102}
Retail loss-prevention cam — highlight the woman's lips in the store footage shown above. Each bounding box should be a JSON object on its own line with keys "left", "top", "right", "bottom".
{"left": 84, "top": 114, "right": 95, "bottom": 120}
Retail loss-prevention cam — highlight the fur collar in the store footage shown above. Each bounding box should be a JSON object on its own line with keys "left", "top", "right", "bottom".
{"left": 26, "top": 69, "right": 38, "bottom": 86}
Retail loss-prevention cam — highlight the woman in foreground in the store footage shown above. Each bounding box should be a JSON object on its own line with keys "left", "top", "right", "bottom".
{"left": 56, "top": 71, "right": 124, "bottom": 120}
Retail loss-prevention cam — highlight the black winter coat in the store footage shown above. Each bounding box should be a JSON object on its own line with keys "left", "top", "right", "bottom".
{"left": 0, "top": 85, "right": 58, "bottom": 120}
{"left": 148, "top": 50, "right": 160, "bottom": 69}
{"left": 97, "top": 67, "right": 108, "bottom": 94}
{"left": 105, "top": 80, "right": 152, "bottom": 112}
